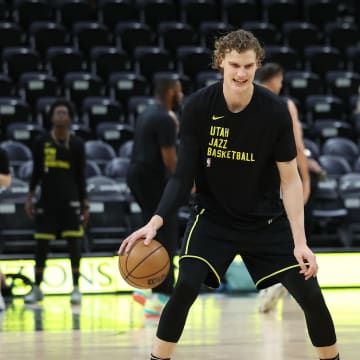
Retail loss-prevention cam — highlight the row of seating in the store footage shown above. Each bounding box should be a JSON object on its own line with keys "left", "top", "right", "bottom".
{"left": 4, "top": 134, "right": 360, "bottom": 178}
{"left": 7, "top": 134, "right": 360, "bottom": 178}
{"left": 0, "top": 138, "right": 133, "bottom": 173}
{"left": 0, "top": 71, "right": 359, "bottom": 135}
{"left": 0, "top": 173, "right": 139, "bottom": 254}
{"left": 311, "top": 171, "right": 360, "bottom": 248}
{"left": 1, "top": 40, "right": 360, "bottom": 81}
{"left": 298, "top": 136, "right": 360, "bottom": 247}
{"left": 1, "top": 93, "right": 360, "bottom": 153}
{"left": 0, "top": 134, "right": 360, "bottom": 184}
{"left": 1, "top": 19, "right": 360, "bottom": 55}
{"left": 2, "top": 161, "right": 360, "bottom": 254}
{"left": 15, "top": 156, "right": 131, "bottom": 182}
{"left": 0, "top": 44, "right": 214, "bottom": 81}
{"left": 2, "top": 135, "right": 360, "bottom": 252}
{"left": 3, "top": 134, "right": 360, "bottom": 183}
{"left": 1, "top": 0, "right": 357, "bottom": 31}
{"left": 0, "top": 25, "right": 360, "bottom": 80}
{"left": 0, "top": 98, "right": 139, "bottom": 144}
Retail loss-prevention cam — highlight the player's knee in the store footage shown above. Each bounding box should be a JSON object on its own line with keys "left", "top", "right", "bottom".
{"left": 156, "top": 274, "right": 202, "bottom": 342}
{"left": 297, "top": 284, "right": 324, "bottom": 313}
{"left": 283, "top": 273, "right": 324, "bottom": 313}
{"left": 173, "top": 275, "right": 201, "bottom": 306}
{"left": 171, "top": 258, "right": 208, "bottom": 306}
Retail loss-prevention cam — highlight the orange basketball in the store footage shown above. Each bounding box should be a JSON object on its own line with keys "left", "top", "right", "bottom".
{"left": 118, "top": 239, "right": 170, "bottom": 289}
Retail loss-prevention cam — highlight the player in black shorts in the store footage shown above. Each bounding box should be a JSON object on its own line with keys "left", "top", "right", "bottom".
{"left": 25, "top": 100, "right": 89, "bottom": 305}
{"left": 127, "top": 76, "right": 183, "bottom": 318}
{"left": 119, "top": 30, "right": 339, "bottom": 360}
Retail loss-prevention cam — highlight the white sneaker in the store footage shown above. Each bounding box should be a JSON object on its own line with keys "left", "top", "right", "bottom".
{"left": 0, "top": 292, "right": 5, "bottom": 311}
{"left": 24, "top": 285, "right": 43, "bottom": 304}
{"left": 259, "top": 284, "right": 287, "bottom": 313}
{"left": 70, "top": 286, "right": 82, "bottom": 304}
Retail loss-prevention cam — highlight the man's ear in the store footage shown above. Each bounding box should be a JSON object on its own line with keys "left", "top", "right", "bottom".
{"left": 219, "top": 58, "right": 224, "bottom": 69}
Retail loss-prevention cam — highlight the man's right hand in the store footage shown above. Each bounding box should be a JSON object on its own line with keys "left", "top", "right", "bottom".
{"left": 118, "top": 215, "right": 163, "bottom": 255}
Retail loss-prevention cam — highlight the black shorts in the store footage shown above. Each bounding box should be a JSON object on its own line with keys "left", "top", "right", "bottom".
{"left": 180, "top": 208, "right": 300, "bottom": 289}
{"left": 35, "top": 202, "right": 83, "bottom": 240}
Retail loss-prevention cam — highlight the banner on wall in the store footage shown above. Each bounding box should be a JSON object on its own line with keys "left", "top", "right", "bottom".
{"left": 0, "top": 253, "right": 359, "bottom": 295}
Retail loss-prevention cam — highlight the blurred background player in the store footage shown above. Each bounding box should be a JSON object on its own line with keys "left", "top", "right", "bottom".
{"left": 0, "top": 147, "right": 12, "bottom": 311}
{"left": 24, "top": 99, "right": 89, "bottom": 305}
{"left": 127, "top": 77, "right": 183, "bottom": 318}
{"left": 255, "top": 62, "right": 325, "bottom": 313}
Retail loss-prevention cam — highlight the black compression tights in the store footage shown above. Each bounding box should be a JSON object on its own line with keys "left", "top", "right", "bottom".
{"left": 34, "top": 238, "right": 82, "bottom": 286}
{"left": 278, "top": 268, "right": 337, "bottom": 347}
{"left": 157, "top": 258, "right": 208, "bottom": 342}
{"left": 157, "top": 260, "right": 336, "bottom": 348}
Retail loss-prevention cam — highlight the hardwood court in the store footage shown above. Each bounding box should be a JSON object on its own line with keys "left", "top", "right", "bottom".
{"left": 1, "top": 289, "right": 359, "bottom": 360}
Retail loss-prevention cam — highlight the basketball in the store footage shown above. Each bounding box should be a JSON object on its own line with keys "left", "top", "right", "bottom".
{"left": 118, "top": 239, "right": 170, "bottom": 289}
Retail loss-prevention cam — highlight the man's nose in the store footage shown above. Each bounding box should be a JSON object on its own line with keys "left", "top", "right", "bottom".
{"left": 236, "top": 68, "right": 246, "bottom": 77}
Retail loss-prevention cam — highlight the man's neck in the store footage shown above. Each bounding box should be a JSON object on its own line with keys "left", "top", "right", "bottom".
{"left": 223, "top": 83, "right": 254, "bottom": 113}
{"left": 50, "top": 130, "right": 70, "bottom": 148}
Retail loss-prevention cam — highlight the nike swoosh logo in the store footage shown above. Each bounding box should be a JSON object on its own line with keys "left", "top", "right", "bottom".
{"left": 212, "top": 115, "right": 224, "bottom": 120}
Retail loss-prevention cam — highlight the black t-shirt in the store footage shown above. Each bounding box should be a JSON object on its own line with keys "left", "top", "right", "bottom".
{"left": 29, "top": 133, "right": 87, "bottom": 208}
{"left": 0, "top": 148, "right": 10, "bottom": 175}
{"left": 156, "top": 82, "right": 297, "bottom": 227}
{"left": 131, "top": 103, "right": 177, "bottom": 175}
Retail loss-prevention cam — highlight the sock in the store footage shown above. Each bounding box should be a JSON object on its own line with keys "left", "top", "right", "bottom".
{"left": 320, "top": 354, "right": 340, "bottom": 360}
{"left": 150, "top": 353, "right": 170, "bottom": 360}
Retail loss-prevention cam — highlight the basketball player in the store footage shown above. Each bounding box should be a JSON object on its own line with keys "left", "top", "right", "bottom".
{"left": 119, "top": 30, "right": 340, "bottom": 360}
{"left": 24, "top": 100, "right": 89, "bottom": 305}
{"left": 0, "top": 148, "right": 11, "bottom": 311}
{"left": 127, "top": 76, "right": 183, "bottom": 317}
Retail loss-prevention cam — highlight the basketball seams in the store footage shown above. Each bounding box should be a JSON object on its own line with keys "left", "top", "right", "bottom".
{"left": 121, "top": 272, "right": 148, "bottom": 289}
{"left": 130, "top": 259, "right": 170, "bottom": 280}
{"left": 126, "top": 244, "right": 162, "bottom": 274}
{"left": 124, "top": 262, "right": 170, "bottom": 288}
{"left": 126, "top": 245, "right": 166, "bottom": 277}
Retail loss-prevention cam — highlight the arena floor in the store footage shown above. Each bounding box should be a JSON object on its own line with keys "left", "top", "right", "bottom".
{"left": 1, "top": 289, "right": 359, "bottom": 360}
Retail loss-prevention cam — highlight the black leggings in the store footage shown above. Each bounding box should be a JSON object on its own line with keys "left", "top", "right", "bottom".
{"left": 157, "top": 258, "right": 337, "bottom": 347}
{"left": 34, "top": 238, "right": 82, "bottom": 286}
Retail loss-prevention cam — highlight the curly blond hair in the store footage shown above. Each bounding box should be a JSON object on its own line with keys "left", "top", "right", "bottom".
{"left": 212, "top": 29, "right": 265, "bottom": 70}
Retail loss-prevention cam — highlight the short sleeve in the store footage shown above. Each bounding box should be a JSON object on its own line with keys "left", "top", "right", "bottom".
{"left": 157, "top": 113, "right": 177, "bottom": 148}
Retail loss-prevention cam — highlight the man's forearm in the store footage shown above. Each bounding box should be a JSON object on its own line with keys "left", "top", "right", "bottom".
{"left": 281, "top": 175, "right": 307, "bottom": 246}
{"left": 149, "top": 215, "right": 164, "bottom": 232}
